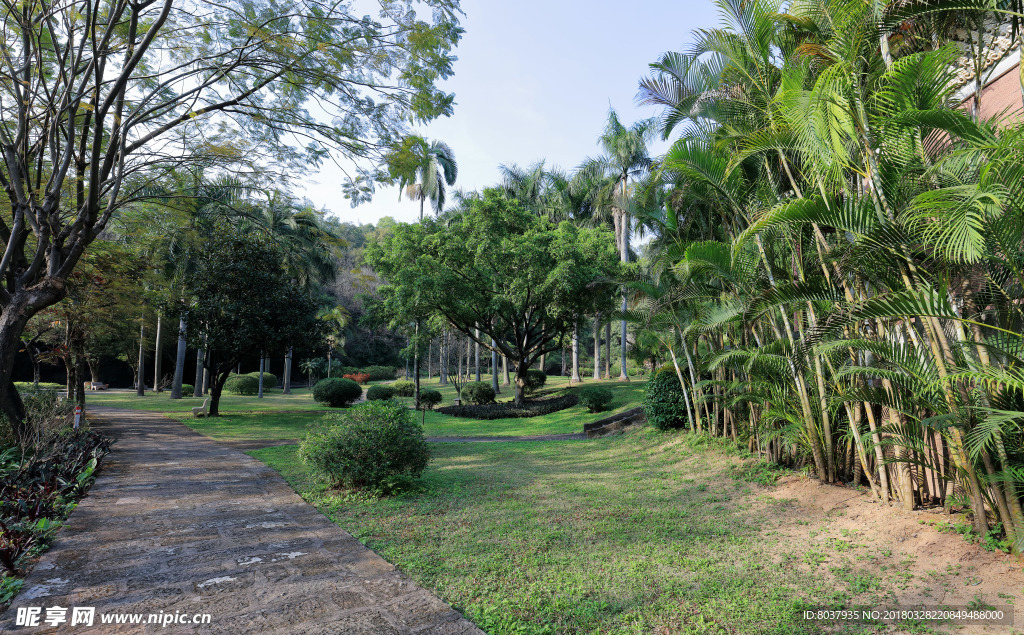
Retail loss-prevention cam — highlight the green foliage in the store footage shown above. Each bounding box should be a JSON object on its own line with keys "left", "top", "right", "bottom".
{"left": 13, "top": 383, "right": 64, "bottom": 393}
{"left": 419, "top": 389, "right": 443, "bottom": 410}
{"left": 524, "top": 369, "right": 547, "bottom": 394}
{"left": 361, "top": 366, "right": 398, "bottom": 381}
{"left": 577, "top": 386, "right": 613, "bottom": 413}
{"left": 225, "top": 374, "right": 261, "bottom": 396}
{"left": 246, "top": 372, "right": 278, "bottom": 388}
{"left": 181, "top": 384, "right": 195, "bottom": 396}
{"left": 366, "top": 385, "right": 395, "bottom": 401}
{"left": 312, "top": 378, "right": 362, "bottom": 408}
{"left": 643, "top": 365, "right": 689, "bottom": 431}
{"left": 462, "top": 381, "right": 495, "bottom": 405}
{"left": 392, "top": 380, "right": 415, "bottom": 397}
{"left": 299, "top": 401, "right": 430, "bottom": 493}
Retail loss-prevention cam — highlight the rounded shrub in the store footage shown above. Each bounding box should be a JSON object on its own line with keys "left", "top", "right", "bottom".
{"left": 578, "top": 386, "right": 614, "bottom": 413}
{"left": 181, "top": 384, "right": 195, "bottom": 396}
{"left": 392, "top": 380, "right": 415, "bottom": 397}
{"left": 524, "top": 369, "right": 547, "bottom": 394}
{"left": 366, "top": 385, "right": 395, "bottom": 402}
{"left": 643, "top": 365, "right": 690, "bottom": 430}
{"left": 419, "top": 389, "right": 443, "bottom": 410}
{"left": 299, "top": 400, "right": 431, "bottom": 493}
{"left": 313, "top": 377, "right": 362, "bottom": 407}
{"left": 246, "top": 371, "right": 278, "bottom": 388}
{"left": 225, "top": 374, "right": 260, "bottom": 396}
{"left": 463, "top": 381, "right": 495, "bottom": 405}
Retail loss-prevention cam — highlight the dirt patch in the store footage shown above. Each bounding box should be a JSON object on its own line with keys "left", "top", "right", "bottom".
{"left": 761, "top": 474, "right": 1022, "bottom": 633}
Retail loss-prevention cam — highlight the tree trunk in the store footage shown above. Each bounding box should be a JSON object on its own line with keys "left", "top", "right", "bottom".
{"left": 171, "top": 314, "right": 187, "bottom": 399}
{"left": 283, "top": 347, "right": 292, "bottom": 394}
{"left": 491, "top": 339, "right": 500, "bottom": 394}
{"left": 593, "top": 315, "right": 601, "bottom": 380}
{"left": 153, "top": 313, "right": 163, "bottom": 392}
{"left": 439, "top": 330, "right": 448, "bottom": 385}
{"left": 619, "top": 211, "right": 630, "bottom": 381}
{"left": 605, "top": 321, "right": 611, "bottom": 379}
{"left": 514, "top": 359, "right": 529, "bottom": 406}
{"left": 193, "top": 344, "right": 205, "bottom": 398}
{"left": 571, "top": 320, "right": 581, "bottom": 384}
{"left": 258, "top": 354, "right": 265, "bottom": 399}
{"left": 136, "top": 322, "right": 146, "bottom": 396}
{"left": 474, "top": 325, "right": 481, "bottom": 382}
{"left": 208, "top": 367, "right": 231, "bottom": 417}
{"left": 502, "top": 354, "right": 510, "bottom": 386}
{"left": 414, "top": 319, "right": 421, "bottom": 409}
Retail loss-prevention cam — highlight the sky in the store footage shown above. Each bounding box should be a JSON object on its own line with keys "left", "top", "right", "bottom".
{"left": 299, "top": 0, "right": 721, "bottom": 226}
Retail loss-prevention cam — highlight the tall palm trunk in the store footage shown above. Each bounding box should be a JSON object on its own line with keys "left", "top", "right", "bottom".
{"left": 283, "top": 347, "right": 292, "bottom": 394}
{"left": 491, "top": 339, "right": 500, "bottom": 394}
{"left": 571, "top": 320, "right": 581, "bottom": 384}
{"left": 153, "top": 313, "right": 162, "bottom": 392}
{"left": 193, "top": 342, "right": 205, "bottom": 398}
{"left": 171, "top": 314, "right": 187, "bottom": 399}
{"left": 136, "top": 322, "right": 146, "bottom": 396}
{"left": 593, "top": 315, "right": 601, "bottom": 380}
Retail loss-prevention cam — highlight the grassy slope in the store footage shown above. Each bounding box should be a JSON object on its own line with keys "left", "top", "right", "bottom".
{"left": 85, "top": 377, "right": 644, "bottom": 441}
{"left": 252, "top": 429, "right": 938, "bottom": 635}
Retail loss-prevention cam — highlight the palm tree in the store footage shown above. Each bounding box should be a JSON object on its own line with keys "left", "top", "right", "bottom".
{"left": 578, "top": 109, "right": 657, "bottom": 380}
{"left": 391, "top": 136, "right": 457, "bottom": 406}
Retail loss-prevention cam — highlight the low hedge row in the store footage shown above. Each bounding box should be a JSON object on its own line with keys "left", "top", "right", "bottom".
{"left": 437, "top": 394, "right": 578, "bottom": 420}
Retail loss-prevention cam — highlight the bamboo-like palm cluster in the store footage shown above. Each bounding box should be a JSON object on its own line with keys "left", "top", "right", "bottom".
{"left": 630, "top": 0, "right": 1024, "bottom": 551}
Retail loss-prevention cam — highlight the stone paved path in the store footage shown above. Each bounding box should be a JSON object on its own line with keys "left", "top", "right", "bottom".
{"left": 0, "top": 408, "right": 485, "bottom": 634}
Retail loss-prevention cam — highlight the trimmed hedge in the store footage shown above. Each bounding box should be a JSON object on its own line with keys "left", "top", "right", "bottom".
{"left": 419, "top": 389, "right": 442, "bottom": 410}
{"left": 300, "top": 400, "right": 430, "bottom": 493}
{"left": 225, "top": 374, "right": 260, "bottom": 395}
{"left": 392, "top": 380, "right": 415, "bottom": 397}
{"left": 643, "top": 364, "right": 689, "bottom": 430}
{"left": 181, "top": 384, "right": 195, "bottom": 396}
{"left": 366, "top": 385, "right": 395, "bottom": 401}
{"left": 437, "top": 394, "right": 578, "bottom": 420}
{"left": 343, "top": 373, "right": 371, "bottom": 385}
{"left": 313, "top": 377, "right": 362, "bottom": 407}
{"left": 462, "top": 381, "right": 495, "bottom": 405}
{"left": 578, "top": 386, "right": 614, "bottom": 413}
{"left": 246, "top": 371, "right": 278, "bottom": 388}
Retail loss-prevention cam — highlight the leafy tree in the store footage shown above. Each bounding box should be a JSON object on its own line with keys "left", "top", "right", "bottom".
{"left": 366, "top": 190, "right": 620, "bottom": 405}
{"left": 0, "top": 0, "right": 462, "bottom": 433}
{"left": 183, "top": 230, "right": 324, "bottom": 416}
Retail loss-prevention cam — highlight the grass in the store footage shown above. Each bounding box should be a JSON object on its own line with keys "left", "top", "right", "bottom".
{"left": 85, "top": 376, "right": 645, "bottom": 441}
{"left": 251, "top": 428, "right": 944, "bottom": 634}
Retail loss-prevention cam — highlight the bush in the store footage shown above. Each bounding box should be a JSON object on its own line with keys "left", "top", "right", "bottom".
{"left": 643, "top": 365, "right": 689, "bottom": 430}
{"left": 343, "top": 373, "right": 371, "bottom": 385}
{"left": 366, "top": 385, "right": 395, "bottom": 401}
{"left": 224, "top": 374, "right": 260, "bottom": 395}
{"left": 524, "top": 369, "right": 546, "bottom": 394}
{"left": 438, "top": 394, "right": 578, "bottom": 420}
{"left": 462, "top": 381, "right": 495, "bottom": 405}
{"left": 181, "top": 384, "right": 195, "bottom": 396}
{"left": 362, "top": 365, "right": 398, "bottom": 381}
{"left": 14, "top": 382, "right": 64, "bottom": 393}
{"left": 419, "top": 389, "right": 443, "bottom": 410}
{"left": 578, "top": 386, "right": 614, "bottom": 413}
{"left": 312, "top": 378, "right": 362, "bottom": 407}
{"left": 246, "top": 371, "right": 278, "bottom": 388}
{"left": 392, "top": 380, "right": 415, "bottom": 397}
{"left": 299, "top": 400, "right": 430, "bottom": 493}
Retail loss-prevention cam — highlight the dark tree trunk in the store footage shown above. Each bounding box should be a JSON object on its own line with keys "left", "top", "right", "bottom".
{"left": 208, "top": 367, "right": 232, "bottom": 417}
{"left": 491, "top": 339, "right": 499, "bottom": 394}
{"left": 171, "top": 314, "right": 187, "bottom": 399}
{"left": 283, "top": 347, "right": 292, "bottom": 394}
{"left": 0, "top": 286, "right": 63, "bottom": 436}
{"left": 605, "top": 321, "right": 611, "bottom": 379}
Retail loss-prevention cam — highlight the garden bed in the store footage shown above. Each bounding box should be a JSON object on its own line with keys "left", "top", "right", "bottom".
{"left": 436, "top": 394, "right": 578, "bottom": 420}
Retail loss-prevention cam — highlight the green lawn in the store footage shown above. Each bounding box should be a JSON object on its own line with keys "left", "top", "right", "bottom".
{"left": 85, "top": 376, "right": 645, "bottom": 441}
{"left": 251, "top": 429, "right": 954, "bottom": 634}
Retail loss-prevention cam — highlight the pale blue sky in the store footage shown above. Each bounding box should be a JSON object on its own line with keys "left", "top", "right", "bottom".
{"left": 300, "top": 0, "right": 720, "bottom": 225}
